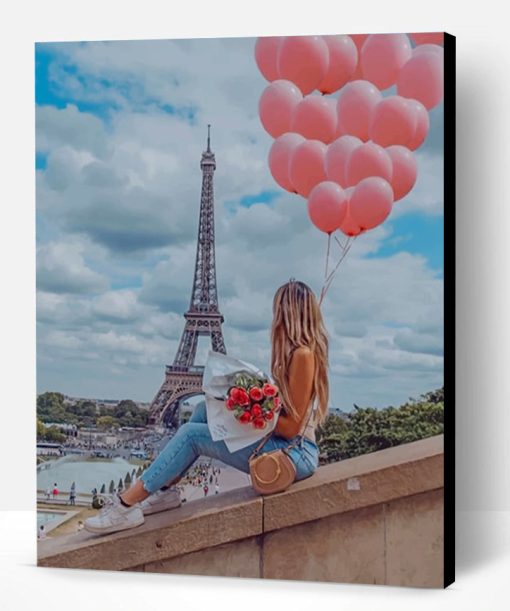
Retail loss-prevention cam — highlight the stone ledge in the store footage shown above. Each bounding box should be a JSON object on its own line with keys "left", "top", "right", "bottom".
{"left": 263, "top": 434, "right": 444, "bottom": 531}
{"left": 38, "top": 486, "right": 262, "bottom": 571}
{"left": 38, "top": 435, "right": 443, "bottom": 573}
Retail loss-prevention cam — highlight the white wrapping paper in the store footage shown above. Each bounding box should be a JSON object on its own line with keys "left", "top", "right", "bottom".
{"left": 202, "top": 350, "right": 277, "bottom": 452}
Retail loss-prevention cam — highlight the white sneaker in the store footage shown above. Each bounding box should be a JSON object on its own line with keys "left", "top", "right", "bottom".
{"left": 84, "top": 494, "right": 144, "bottom": 535}
{"left": 139, "top": 487, "right": 181, "bottom": 516}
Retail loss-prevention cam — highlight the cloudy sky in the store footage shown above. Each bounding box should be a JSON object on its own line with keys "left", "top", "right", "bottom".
{"left": 35, "top": 36, "right": 444, "bottom": 410}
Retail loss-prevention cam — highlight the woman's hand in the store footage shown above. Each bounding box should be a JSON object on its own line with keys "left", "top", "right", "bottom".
{"left": 274, "top": 346, "right": 315, "bottom": 439}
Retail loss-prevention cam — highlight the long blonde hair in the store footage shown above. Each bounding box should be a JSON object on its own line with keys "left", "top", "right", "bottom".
{"left": 270, "top": 280, "right": 329, "bottom": 424}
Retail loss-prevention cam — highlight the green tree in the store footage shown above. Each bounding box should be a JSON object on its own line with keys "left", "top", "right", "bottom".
{"left": 100, "top": 483, "right": 106, "bottom": 494}
{"left": 44, "top": 426, "right": 66, "bottom": 443}
{"left": 118, "top": 478, "right": 124, "bottom": 492}
{"left": 67, "top": 400, "right": 97, "bottom": 427}
{"left": 114, "top": 400, "right": 148, "bottom": 427}
{"left": 109, "top": 480, "right": 115, "bottom": 494}
{"left": 97, "top": 416, "right": 119, "bottom": 431}
{"left": 317, "top": 387, "right": 444, "bottom": 464}
{"left": 37, "top": 392, "right": 68, "bottom": 423}
{"left": 125, "top": 471, "right": 132, "bottom": 488}
{"left": 37, "top": 391, "right": 65, "bottom": 412}
{"left": 36, "top": 419, "right": 46, "bottom": 440}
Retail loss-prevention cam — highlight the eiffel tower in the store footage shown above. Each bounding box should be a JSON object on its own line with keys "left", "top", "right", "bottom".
{"left": 148, "top": 126, "right": 226, "bottom": 426}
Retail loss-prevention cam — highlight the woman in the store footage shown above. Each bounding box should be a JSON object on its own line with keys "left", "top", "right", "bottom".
{"left": 84, "top": 280, "right": 329, "bottom": 535}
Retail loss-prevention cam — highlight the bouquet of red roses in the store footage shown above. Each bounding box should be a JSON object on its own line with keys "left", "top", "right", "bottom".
{"left": 225, "top": 373, "right": 281, "bottom": 430}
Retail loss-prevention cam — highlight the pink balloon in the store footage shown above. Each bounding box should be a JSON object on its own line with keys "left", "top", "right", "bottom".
{"left": 291, "top": 95, "right": 337, "bottom": 144}
{"left": 289, "top": 140, "right": 327, "bottom": 198}
{"left": 350, "top": 177, "right": 394, "bottom": 230}
{"left": 397, "top": 52, "right": 444, "bottom": 110}
{"left": 410, "top": 33, "right": 444, "bottom": 46}
{"left": 361, "top": 34, "right": 412, "bottom": 90}
{"left": 307, "top": 181, "right": 348, "bottom": 234}
{"left": 386, "top": 145, "right": 418, "bottom": 201}
{"left": 318, "top": 35, "right": 358, "bottom": 94}
{"left": 325, "top": 135, "right": 362, "bottom": 188}
{"left": 406, "top": 100, "right": 430, "bottom": 150}
{"left": 277, "top": 36, "right": 330, "bottom": 95}
{"left": 348, "top": 35, "right": 367, "bottom": 81}
{"left": 258, "top": 80, "right": 303, "bottom": 138}
{"left": 337, "top": 80, "right": 382, "bottom": 141}
{"left": 345, "top": 141, "right": 393, "bottom": 187}
{"left": 339, "top": 187, "right": 364, "bottom": 237}
{"left": 370, "top": 95, "right": 418, "bottom": 147}
{"left": 339, "top": 211, "right": 364, "bottom": 237}
{"left": 350, "top": 62, "right": 363, "bottom": 81}
{"left": 350, "top": 34, "right": 368, "bottom": 52}
{"left": 268, "top": 133, "right": 305, "bottom": 193}
{"left": 413, "top": 44, "right": 444, "bottom": 59}
{"left": 334, "top": 121, "right": 346, "bottom": 139}
{"left": 255, "top": 37, "right": 282, "bottom": 82}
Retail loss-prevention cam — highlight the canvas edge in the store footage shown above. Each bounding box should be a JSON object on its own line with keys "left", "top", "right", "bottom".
{"left": 443, "top": 30, "right": 456, "bottom": 589}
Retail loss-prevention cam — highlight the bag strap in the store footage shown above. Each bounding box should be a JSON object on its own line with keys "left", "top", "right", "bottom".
{"left": 250, "top": 398, "right": 316, "bottom": 458}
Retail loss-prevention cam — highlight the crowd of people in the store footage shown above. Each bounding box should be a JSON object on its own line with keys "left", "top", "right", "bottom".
{"left": 43, "top": 481, "right": 76, "bottom": 504}
{"left": 43, "top": 429, "right": 168, "bottom": 459}
{"left": 176, "top": 460, "right": 221, "bottom": 501}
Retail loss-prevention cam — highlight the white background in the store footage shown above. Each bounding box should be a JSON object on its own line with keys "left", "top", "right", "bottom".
{"left": 1, "top": 0, "right": 509, "bottom": 607}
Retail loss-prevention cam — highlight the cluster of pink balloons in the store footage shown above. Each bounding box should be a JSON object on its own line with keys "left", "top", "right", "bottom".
{"left": 256, "top": 32, "right": 443, "bottom": 237}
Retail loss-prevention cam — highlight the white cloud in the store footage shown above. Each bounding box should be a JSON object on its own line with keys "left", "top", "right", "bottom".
{"left": 91, "top": 289, "right": 141, "bottom": 322}
{"left": 37, "top": 240, "right": 109, "bottom": 294}
{"left": 394, "top": 327, "right": 444, "bottom": 356}
{"left": 37, "top": 104, "right": 112, "bottom": 159}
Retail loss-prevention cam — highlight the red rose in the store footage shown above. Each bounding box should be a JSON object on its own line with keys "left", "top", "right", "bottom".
{"left": 239, "top": 411, "right": 251, "bottom": 424}
{"left": 239, "top": 389, "right": 250, "bottom": 406}
{"left": 253, "top": 417, "right": 266, "bottom": 429}
{"left": 273, "top": 396, "right": 281, "bottom": 409}
{"left": 249, "top": 386, "right": 264, "bottom": 402}
{"left": 226, "top": 397, "right": 235, "bottom": 410}
{"left": 262, "top": 383, "right": 278, "bottom": 397}
{"left": 264, "top": 411, "right": 274, "bottom": 421}
{"left": 251, "top": 404, "right": 262, "bottom": 418}
{"left": 231, "top": 387, "right": 250, "bottom": 406}
{"left": 230, "top": 387, "right": 242, "bottom": 403}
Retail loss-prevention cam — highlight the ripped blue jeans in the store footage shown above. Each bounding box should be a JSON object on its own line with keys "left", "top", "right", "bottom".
{"left": 140, "top": 401, "right": 319, "bottom": 494}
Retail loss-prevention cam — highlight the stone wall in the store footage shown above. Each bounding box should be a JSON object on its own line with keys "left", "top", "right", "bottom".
{"left": 38, "top": 435, "right": 444, "bottom": 588}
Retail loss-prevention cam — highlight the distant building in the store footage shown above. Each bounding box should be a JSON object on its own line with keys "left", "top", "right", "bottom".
{"left": 329, "top": 407, "right": 351, "bottom": 420}
{"left": 180, "top": 402, "right": 194, "bottom": 417}
{"left": 36, "top": 442, "right": 62, "bottom": 455}
{"left": 76, "top": 425, "right": 149, "bottom": 446}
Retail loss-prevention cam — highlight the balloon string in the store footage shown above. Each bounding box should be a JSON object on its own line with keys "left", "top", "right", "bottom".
{"left": 319, "top": 236, "right": 356, "bottom": 305}
{"left": 320, "top": 235, "right": 344, "bottom": 305}
{"left": 334, "top": 235, "right": 347, "bottom": 251}
{"left": 324, "top": 236, "right": 351, "bottom": 285}
{"left": 324, "top": 233, "right": 331, "bottom": 280}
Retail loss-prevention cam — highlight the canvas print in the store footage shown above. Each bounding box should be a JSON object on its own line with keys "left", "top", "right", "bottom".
{"left": 36, "top": 32, "right": 454, "bottom": 587}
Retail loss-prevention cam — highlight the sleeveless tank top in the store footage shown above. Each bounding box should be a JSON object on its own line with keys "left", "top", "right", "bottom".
{"left": 302, "top": 404, "right": 317, "bottom": 444}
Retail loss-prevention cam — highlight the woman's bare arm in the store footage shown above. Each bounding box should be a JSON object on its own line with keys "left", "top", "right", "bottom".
{"left": 274, "top": 346, "right": 315, "bottom": 439}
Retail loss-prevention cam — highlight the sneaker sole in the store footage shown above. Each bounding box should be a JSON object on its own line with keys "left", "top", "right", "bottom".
{"left": 142, "top": 500, "right": 181, "bottom": 516}
{"left": 84, "top": 516, "right": 145, "bottom": 535}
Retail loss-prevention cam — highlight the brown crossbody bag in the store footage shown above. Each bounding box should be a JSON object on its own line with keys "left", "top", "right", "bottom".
{"left": 248, "top": 402, "right": 315, "bottom": 495}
